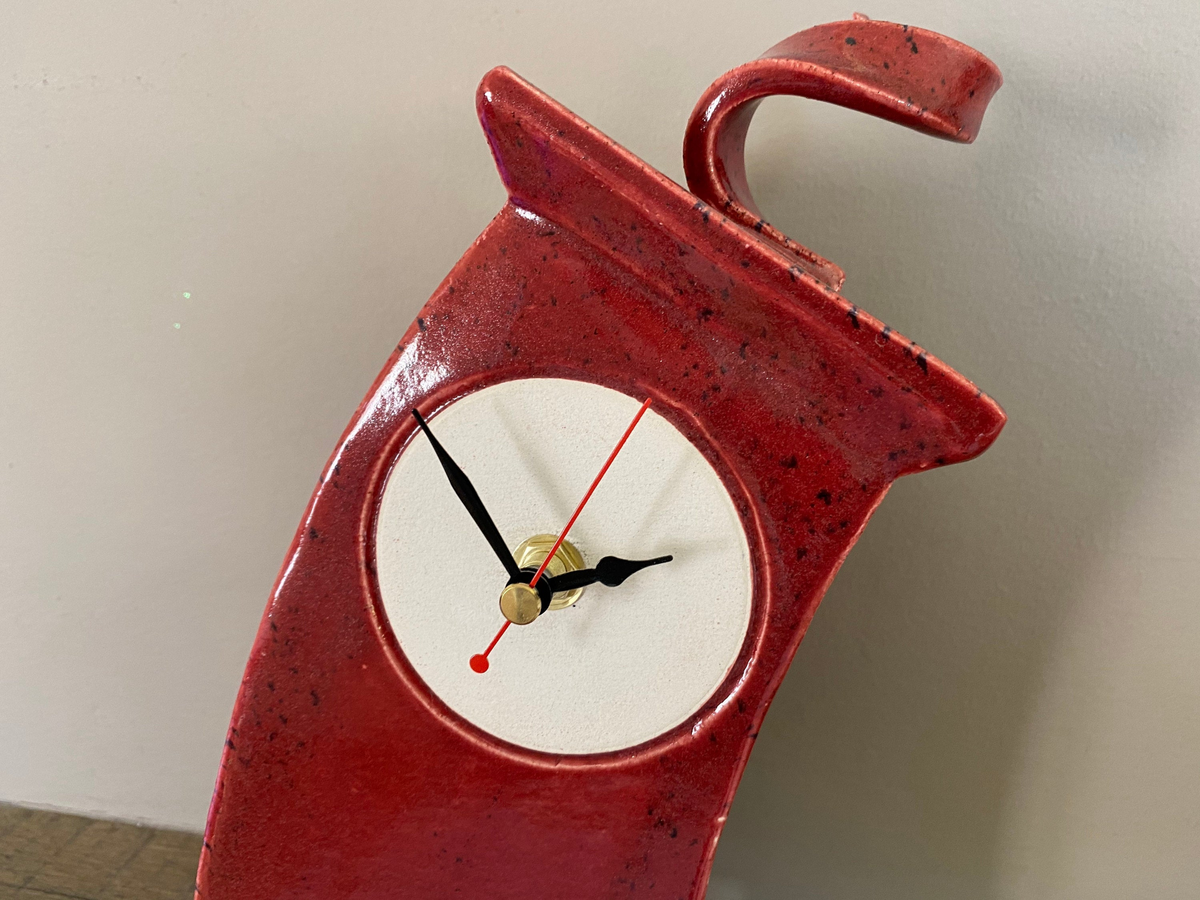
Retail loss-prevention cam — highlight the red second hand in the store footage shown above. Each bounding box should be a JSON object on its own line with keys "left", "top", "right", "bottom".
{"left": 470, "top": 396, "right": 654, "bottom": 674}
{"left": 530, "top": 396, "right": 654, "bottom": 588}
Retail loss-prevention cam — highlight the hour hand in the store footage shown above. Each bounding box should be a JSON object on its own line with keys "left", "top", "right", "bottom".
{"left": 411, "top": 408, "right": 522, "bottom": 581}
{"left": 546, "top": 555, "right": 673, "bottom": 594}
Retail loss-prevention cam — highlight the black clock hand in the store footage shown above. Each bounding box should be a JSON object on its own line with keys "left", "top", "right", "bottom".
{"left": 546, "top": 555, "right": 673, "bottom": 594}
{"left": 411, "top": 408, "right": 522, "bottom": 582}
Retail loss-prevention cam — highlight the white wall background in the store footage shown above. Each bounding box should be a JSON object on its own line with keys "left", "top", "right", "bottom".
{"left": 2, "top": 2, "right": 1197, "bottom": 898}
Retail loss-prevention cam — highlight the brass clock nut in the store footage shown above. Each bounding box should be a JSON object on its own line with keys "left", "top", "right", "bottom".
{"left": 512, "top": 535, "right": 587, "bottom": 611}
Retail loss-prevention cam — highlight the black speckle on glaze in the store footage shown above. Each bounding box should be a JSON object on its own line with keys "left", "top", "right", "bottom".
{"left": 917, "top": 351, "right": 928, "bottom": 373}
{"left": 847, "top": 305, "right": 860, "bottom": 328}
{"left": 845, "top": 36, "right": 857, "bottom": 45}
{"left": 816, "top": 489, "right": 833, "bottom": 505}
{"left": 417, "top": 317, "right": 427, "bottom": 332}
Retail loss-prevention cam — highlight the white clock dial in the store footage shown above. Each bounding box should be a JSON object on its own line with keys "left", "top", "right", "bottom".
{"left": 374, "top": 378, "right": 753, "bottom": 755}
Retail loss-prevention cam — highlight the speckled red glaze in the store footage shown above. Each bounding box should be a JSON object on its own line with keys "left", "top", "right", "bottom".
{"left": 197, "top": 18, "right": 1004, "bottom": 900}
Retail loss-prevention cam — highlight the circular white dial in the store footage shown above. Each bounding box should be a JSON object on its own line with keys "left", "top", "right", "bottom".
{"left": 374, "top": 378, "right": 752, "bottom": 754}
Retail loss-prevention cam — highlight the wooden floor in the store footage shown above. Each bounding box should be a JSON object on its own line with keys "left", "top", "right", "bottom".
{"left": 0, "top": 805, "right": 201, "bottom": 900}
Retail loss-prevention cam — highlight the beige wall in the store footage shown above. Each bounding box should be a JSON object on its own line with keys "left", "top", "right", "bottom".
{"left": 2, "top": 2, "right": 1197, "bottom": 897}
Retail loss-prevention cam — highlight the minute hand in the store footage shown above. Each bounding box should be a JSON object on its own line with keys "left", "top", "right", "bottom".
{"left": 546, "top": 555, "right": 673, "bottom": 593}
{"left": 411, "top": 408, "right": 522, "bottom": 581}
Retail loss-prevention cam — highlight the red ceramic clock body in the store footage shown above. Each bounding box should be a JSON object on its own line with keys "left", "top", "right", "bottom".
{"left": 197, "top": 18, "right": 1004, "bottom": 900}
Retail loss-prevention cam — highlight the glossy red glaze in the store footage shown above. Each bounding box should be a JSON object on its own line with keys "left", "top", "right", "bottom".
{"left": 197, "top": 18, "right": 1004, "bottom": 900}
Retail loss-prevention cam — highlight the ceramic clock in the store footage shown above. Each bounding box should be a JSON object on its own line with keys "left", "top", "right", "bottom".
{"left": 198, "top": 16, "right": 1004, "bottom": 899}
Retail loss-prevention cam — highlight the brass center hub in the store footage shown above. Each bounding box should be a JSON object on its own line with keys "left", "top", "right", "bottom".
{"left": 497, "top": 535, "right": 586, "bottom": 625}
{"left": 498, "top": 582, "right": 542, "bottom": 625}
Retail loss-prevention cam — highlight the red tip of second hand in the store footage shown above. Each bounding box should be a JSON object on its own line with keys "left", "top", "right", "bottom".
{"left": 470, "top": 619, "right": 511, "bottom": 674}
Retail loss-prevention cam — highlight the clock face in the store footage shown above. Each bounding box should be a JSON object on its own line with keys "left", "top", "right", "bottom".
{"left": 373, "top": 378, "right": 753, "bottom": 755}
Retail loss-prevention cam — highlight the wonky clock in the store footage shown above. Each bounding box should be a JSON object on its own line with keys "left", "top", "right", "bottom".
{"left": 197, "top": 16, "right": 1005, "bottom": 899}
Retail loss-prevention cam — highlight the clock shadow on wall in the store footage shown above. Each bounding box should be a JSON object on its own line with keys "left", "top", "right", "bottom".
{"left": 707, "top": 55, "right": 1197, "bottom": 899}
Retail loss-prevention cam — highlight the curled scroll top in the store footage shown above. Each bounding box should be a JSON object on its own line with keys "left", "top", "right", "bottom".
{"left": 683, "top": 17, "right": 1002, "bottom": 290}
